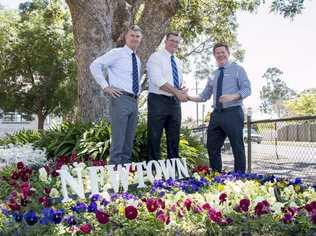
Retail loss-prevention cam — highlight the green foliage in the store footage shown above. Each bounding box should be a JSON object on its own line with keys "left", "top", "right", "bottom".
{"left": 0, "top": 129, "right": 42, "bottom": 146}
{"left": 0, "top": 165, "right": 15, "bottom": 200}
{"left": 260, "top": 67, "right": 296, "bottom": 117}
{"left": 0, "top": 0, "right": 76, "bottom": 129}
{"left": 78, "top": 119, "right": 111, "bottom": 160}
{"left": 285, "top": 90, "right": 316, "bottom": 116}
{"left": 35, "top": 121, "right": 91, "bottom": 158}
{"left": 0, "top": 119, "right": 207, "bottom": 167}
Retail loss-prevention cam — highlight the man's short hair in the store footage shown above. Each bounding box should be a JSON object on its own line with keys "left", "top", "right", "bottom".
{"left": 213, "top": 43, "right": 230, "bottom": 54}
{"left": 166, "top": 32, "right": 180, "bottom": 40}
{"left": 127, "top": 24, "right": 143, "bottom": 34}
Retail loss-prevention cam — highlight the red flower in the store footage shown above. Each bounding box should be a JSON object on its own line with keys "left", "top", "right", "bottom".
{"left": 17, "top": 162, "right": 25, "bottom": 170}
{"left": 255, "top": 200, "right": 270, "bottom": 216}
{"left": 11, "top": 171, "right": 20, "bottom": 180}
{"left": 20, "top": 182, "right": 31, "bottom": 198}
{"left": 146, "top": 198, "right": 159, "bottom": 212}
{"left": 184, "top": 198, "right": 192, "bottom": 210}
{"left": 305, "top": 201, "right": 316, "bottom": 213}
{"left": 38, "top": 196, "right": 49, "bottom": 207}
{"left": 125, "top": 205, "right": 138, "bottom": 220}
{"left": 219, "top": 193, "right": 227, "bottom": 204}
{"left": 95, "top": 210, "right": 109, "bottom": 224}
{"left": 157, "top": 199, "right": 165, "bottom": 209}
{"left": 80, "top": 223, "right": 92, "bottom": 234}
{"left": 52, "top": 170, "right": 60, "bottom": 177}
{"left": 44, "top": 187, "right": 51, "bottom": 195}
{"left": 239, "top": 198, "right": 250, "bottom": 212}
{"left": 202, "top": 203, "right": 211, "bottom": 211}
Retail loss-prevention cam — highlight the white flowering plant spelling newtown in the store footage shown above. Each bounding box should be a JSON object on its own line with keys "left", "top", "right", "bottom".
{"left": 0, "top": 144, "right": 47, "bottom": 167}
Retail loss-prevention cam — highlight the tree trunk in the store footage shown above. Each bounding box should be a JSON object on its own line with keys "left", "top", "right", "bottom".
{"left": 66, "top": 0, "right": 179, "bottom": 123}
{"left": 37, "top": 111, "right": 45, "bottom": 130}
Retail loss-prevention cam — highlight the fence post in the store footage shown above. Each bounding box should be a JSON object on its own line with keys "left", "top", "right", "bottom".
{"left": 247, "top": 107, "right": 252, "bottom": 173}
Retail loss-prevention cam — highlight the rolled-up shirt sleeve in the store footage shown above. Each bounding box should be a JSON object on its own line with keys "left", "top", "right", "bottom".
{"left": 199, "top": 75, "right": 214, "bottom": 102}
{"left": 147, "top": 53, "right": 168, "bottom": 88}
{"left": 89, "top": 49, "right": 119, "bottom": 89}
{"left": 237, "top": 66, "right": 251, "bottom": 99}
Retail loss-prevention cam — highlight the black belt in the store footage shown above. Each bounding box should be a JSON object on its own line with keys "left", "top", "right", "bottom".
{"left": 213, "top": 106, "right": 241, "bottom": 112}
{"left": 149, "top": 93, "right": 177, "bottom": 101}
{"left": 121, "top": 91, "right": 138, "bottom": 99}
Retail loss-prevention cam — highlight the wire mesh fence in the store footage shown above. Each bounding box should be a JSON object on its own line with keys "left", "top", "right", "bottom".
{"left": 192, "top": 115, "right": 316, "bottom": 184}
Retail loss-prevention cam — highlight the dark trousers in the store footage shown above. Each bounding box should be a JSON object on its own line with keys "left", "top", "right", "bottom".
{"left": 207, "top": 106, "right": 246, "bottom": 173}
{"left": 148, "top": 93, "right": 181, "bottom": 160}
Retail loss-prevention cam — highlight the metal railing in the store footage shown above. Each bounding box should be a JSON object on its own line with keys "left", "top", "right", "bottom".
{"left": 192, "top": 115, "right": 316, "bottom": 184}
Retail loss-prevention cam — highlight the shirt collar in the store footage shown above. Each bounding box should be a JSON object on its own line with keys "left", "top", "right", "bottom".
{"left": 124, "top": 45, "right": 135, "bottom": 54}
{"left": 218, "top": 61, "right": 231, "bottom": 69}
{"left": 162, "top": 48, "right": 174, "bottom": 58}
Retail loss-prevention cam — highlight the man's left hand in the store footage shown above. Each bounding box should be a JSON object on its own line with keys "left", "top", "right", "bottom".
{"left": 219, "top": 93, "right": 240, "bottom": 104}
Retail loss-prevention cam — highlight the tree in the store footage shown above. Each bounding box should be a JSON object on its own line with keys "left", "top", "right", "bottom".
{"left": 285, "top": 89, "right": 316, "bottom": 116}
{"left": 0, "top": 0, "right": 76, "bottom": 129}
{"left": 65, "top": 0, "right": 306, "bottom": 123}
{"left": 259, "top": 67, "right": 296, "bottom": 117}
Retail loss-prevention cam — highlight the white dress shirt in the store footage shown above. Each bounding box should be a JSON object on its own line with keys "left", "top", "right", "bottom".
{"left": 147, "top": 49, "right": 183, "bottom": 96}
{"left": 89, "top": 45, "right": 142, "bottom": 95}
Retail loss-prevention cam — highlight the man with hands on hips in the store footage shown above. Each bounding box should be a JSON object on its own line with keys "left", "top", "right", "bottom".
{"left": 188, "top": 43, "right": 251, "bottom": 173}
{"left": 89, "top": 25, "right": 143, "bottom": 165}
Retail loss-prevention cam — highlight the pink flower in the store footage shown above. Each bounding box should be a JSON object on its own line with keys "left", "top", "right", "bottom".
{"left": 146, "top": 198, "right": 159, "bottom": 212}
{"left": 125, "top": 205, "right": 138, "bottom": 220}
{"left": 95, "top": 210, "right": 109, "bottom": 224}
{"left": 208, "top": 208, "right": 223, "bottom": 224}
{"left": 184, "top": 198, "right": 192, "bottom": 210}
{"left": 80, "top": 223, "right": 92, "bottom": 234}
{"left": 219, "top": 193, "right": 227, "bottom": 204}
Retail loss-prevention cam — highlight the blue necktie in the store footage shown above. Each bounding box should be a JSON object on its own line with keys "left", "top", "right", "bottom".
{"left": 216, "top": 67, "right": 225, "bottom": 110}
{"left": 132, "top": 52, "right": 139, "bottom": 95}
{"left": 171, "top": 55, "right": 180, "bottom": 89}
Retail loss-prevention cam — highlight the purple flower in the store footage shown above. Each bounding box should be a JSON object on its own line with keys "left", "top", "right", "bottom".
{"left": 72, "top": 202, "right": 87, "bottom": 213}
{"left": 51, "top": 209, "right": 64, "bottom": 224}
{"left": 13, "top": 211, "right": 23, "bottom": 222}
{"left": 24, "top": 210, "right": 38, "bottom": 225}
{"left": 282, "top": 213, "right": 293, "bottom": 224}
{"left": 88, "top": 202, "right": 97, "bottom": 213}
{"left": 64, "top": 215, "right": 77, "bottom": 226}
{"left": 90, "top": 194, "right": 100, "bottom": 202}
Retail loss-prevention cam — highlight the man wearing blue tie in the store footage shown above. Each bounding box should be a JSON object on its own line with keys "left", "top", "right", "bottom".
{"left": 188, "top": 43, "right": 251, "bottom": 173}
{"left": 89, "top": 25, "right": 142, "bottom": 165}
{"left": 147, "top": 32, "right": 188, "bottom": 161}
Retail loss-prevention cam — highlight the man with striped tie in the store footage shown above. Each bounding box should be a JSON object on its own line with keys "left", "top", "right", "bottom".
{"left": 147, "top": 32, "right": 188, "bottom": 161}
{"left": 89, "top": 25, "right": 142, "bottom": 165}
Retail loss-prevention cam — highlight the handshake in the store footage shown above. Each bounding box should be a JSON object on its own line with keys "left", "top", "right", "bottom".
{"left": 175, "top": 87, "right": 191, "bottom": 102}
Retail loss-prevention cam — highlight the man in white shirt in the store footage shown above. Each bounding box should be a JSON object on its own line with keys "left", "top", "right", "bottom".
{"left": 90, "top": 25, "right": 142, "bottom": 165}
{"left": 147, "top": 32, "right": 188, "bottom": 161}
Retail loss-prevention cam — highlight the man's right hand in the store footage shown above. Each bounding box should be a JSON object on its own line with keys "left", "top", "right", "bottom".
{"left": 103, "top": 87, "right": 123, "bottom": 97}
{"left": 175, "top": 90, "right": 189, "bottom": 102}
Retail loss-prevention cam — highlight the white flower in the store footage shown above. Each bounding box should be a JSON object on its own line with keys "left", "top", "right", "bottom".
{"left": 49, "top": 188, "right": 60, "bottom": 198}
{"left": 0, "top": 144, "right": 47, "bottom": 167}
{"left": 39, "top": 167, "right": 48, "bottom": 182}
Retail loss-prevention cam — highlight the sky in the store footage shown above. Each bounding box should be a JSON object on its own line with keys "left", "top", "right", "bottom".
{"left": 2, "top": 0, "right": 316, "bottom": 121}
